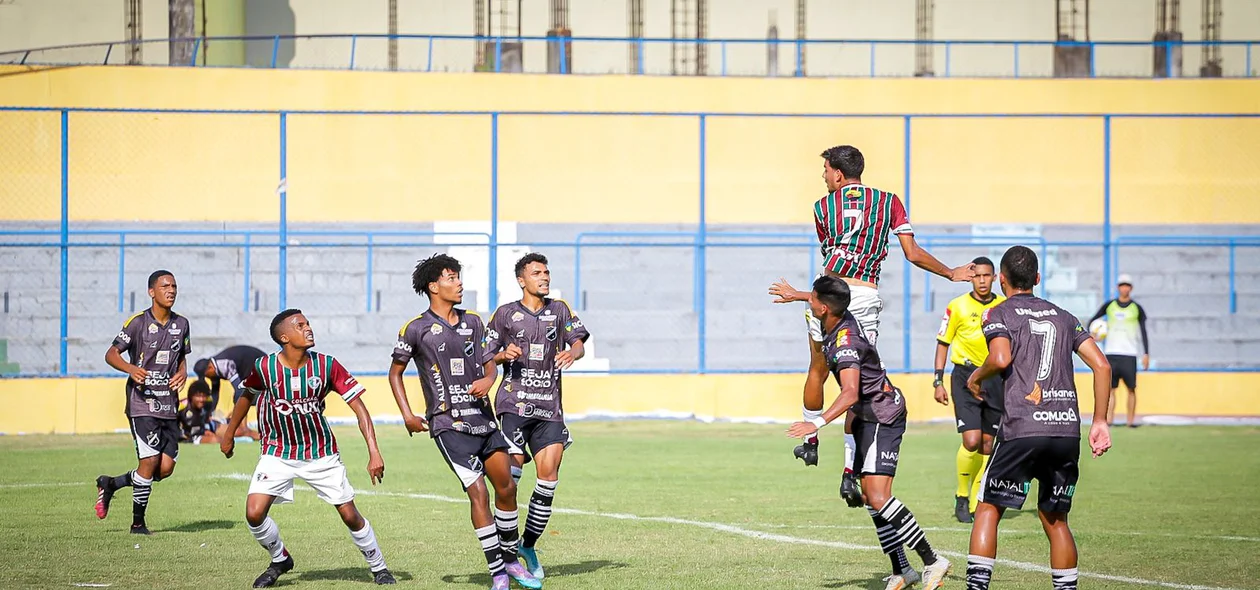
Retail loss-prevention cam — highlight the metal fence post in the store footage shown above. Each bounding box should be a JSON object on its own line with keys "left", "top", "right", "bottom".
{"left": 59, "top": 109, "right": 69, "bottom": 375}
{"left": 489, "top": 113, "right": 499, "bottom": 311}
{"left": 1102, "top": 115, "right": 1112, "bottom": 297}
{"left": 902, "top": 115, "right": 912, "bottom": 371}
{"left": 279, "top": 112, "right": 288, "bottom": 310}
{"left": 697, "top": 114, "right": 708, "bottom": 373}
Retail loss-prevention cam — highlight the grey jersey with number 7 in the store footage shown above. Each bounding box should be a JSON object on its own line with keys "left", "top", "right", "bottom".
{"left": 982, "top": 294, "right": 1091, "bottom": 440}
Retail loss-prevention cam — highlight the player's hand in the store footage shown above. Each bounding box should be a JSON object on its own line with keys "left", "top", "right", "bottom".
{"left": 366, "top": 452, "right": 385, "bottom": 485}
{"left": 950, "top": 263, "right": 977, "bottom": 282}
{"left": 128, "top": 366, "right": 149, "bottom": 383}
{"left": 403, "top": 414, "right": 429, "bottom": 437}
{"left": 503, "top": 343, "right": 523, "bottom": 362}
{"left": 1088, "top": 422, "right": 1112, "bottom": 458}
{"left": 470, "top": 376, "right": 494, "bottom": 399}
{"left": 555, "top": 350, "right": 576, "bottom": 370}
{"left": 169, "top": 371, "right": 187, "bottom": 392}
{"left": 966, "top": 374, "right": 984, "bottom": 400}
{"left": 768, "top": 278, "right": 804, "bottom": 304}
{"left": 934, "top": 384, "right": 950, "bottom": 406}
{"left": 786, "top": 421, "right": 819, "bottom": 439}
{"left": 220, "top": 437, "right": 235, "bottom": 459}
{"left": 1141, "top": 354, "right": 1150, "bottom": 371}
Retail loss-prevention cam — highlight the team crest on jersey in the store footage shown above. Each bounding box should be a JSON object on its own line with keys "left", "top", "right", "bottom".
{"left": 467, "top": 455, "right": 483, "bottom": 472}
{"left": 463, "top": 340, "right": 475, "bottom": 357}
{"left": 512, "top": 428, "right": 525, "bottom": 446}
{"left": 148, "top": 323, "right": 158, "bottom": 334}
{"left": 307, "top": 376, "right": 323, "bottom": 391}
{"left": 545, "top": 325, "right": 558, "bottom": 342}
{"left": 511, "top": 311, "right": 525, "bottom": 322}
{"left": 430, "top": 323, "right": 443, "bottom": 335}
{"left": 146, "top": 431, "right": 160, "bottom": 447}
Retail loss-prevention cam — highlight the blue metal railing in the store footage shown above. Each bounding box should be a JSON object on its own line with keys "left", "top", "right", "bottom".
{"left": 2, "top": 34, "right": 1257, "bottom": 78}
{"left": 1, "top": 106, "right": 1259, "bottom": 376}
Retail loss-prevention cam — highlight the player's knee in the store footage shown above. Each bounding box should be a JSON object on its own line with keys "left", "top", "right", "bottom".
{"left": 961, "top": 434, "right": 982, "bottom": 453}
{"left": 245, "top": 507, "right": 268, "bottom": 527}
{"left": 981, "top": 438, "right": 994, "bottom": 455}
{"left": 864, "top": 489, "right": 891, "bottom": 510}
{"left": 495, "top": 478, "right": 518, "bottom": 502}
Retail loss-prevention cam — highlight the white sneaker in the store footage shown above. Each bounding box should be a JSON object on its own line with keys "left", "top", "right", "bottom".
{"left": 921, "top": 556, "right": 952, "bottom": 589}
{"left": 883, "top": 568, "right": 921, "bottom": 589}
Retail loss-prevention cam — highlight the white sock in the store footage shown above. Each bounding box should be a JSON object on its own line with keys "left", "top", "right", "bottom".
{"left": 248, "top": 517, "right": 288, "bottom": 562}
{"left": 510, "top": 464, "right": 523, "bottom": 485}
{"left": 844, "top": 433, "right": 857, "bottom": 472}
{"left": 349, "top": 519, "right": 387, "bottom": 572}
{"left": 802, "top": 407, "right": 822, "bottom": 443}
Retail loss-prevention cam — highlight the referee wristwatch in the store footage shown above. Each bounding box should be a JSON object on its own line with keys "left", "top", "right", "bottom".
{"left": 933, "top": 369, "right": 945, "bottom": 388}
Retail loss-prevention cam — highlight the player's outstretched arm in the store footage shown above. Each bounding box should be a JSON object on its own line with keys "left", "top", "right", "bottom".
{"left": 387, "top": 361, "right": 427, "bottom": 437}
{"left": 768, "top": 277, "right": 810, "bottom": 304}
{"left": 220, "top": 392, "right": 255, "bottom": 459}
{"left": 897, "top": 234, "right": 975, "bottom": 282}
{"left": 105, "top": 347, "right": 147, "bottom": 382}
{"left": 347, "top": 396, "right": 385, "bottom": 485}
{"left": 1076, "top": 338, "right": 1113, "bottom": 457}
{"left": 967, "top": 336, "right": 1011, "bottom": 399}
{"left": 787, "top": 366, "right": 859, "bottom": 439}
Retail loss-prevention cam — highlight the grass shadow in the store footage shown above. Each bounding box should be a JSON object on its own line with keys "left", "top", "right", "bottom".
{"left": 297, "top": 567, "right": 415, "bottom": 583}
{"left": 156, "top": 519, "right": 236, "bottom": 533}
{"left": 441, "top": 560, "right": 628, "bottom": 585}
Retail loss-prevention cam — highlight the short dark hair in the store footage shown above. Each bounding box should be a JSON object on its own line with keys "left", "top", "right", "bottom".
{"left": 1000, "top": 246, "right": 1039, "bottom": 291}
{"left": 188, "top": 379, "right": 211, "bottom": 397}
{"left": 270, "top": 308, "right": 303, "bottom": 345}
{"left": 972, "top": 256, "right": 995, "bottom": 270}
{"left": 412, "top": 253, "right": 461, "bottom": 298}
{"left": 148, "top": 270, "right": 174, "bottom": 288}
{"left": 812, "top": 275, "right": 851, "bottom": 314}
{"left": 515, "top": 253, "right": 548, "bottom": 278}
{"left": 193, "top": 358, "right": 210, "bottom": 378}
{"left": 820, "top": 145, "right": 864, "bottom": 179}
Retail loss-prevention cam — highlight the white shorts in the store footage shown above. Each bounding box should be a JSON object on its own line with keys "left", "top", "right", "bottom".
{"left": 805, "top": 284, "right": 882, "bottom": 344}
{"left": 248, "top": 453, "right": 355, "bottom": 506}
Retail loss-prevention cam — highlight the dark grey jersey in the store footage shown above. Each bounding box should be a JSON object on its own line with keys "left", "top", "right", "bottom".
{"left": 983, "top": 294, "right": 1091, "bottom": 440}
{"left": 392, "top": 309, "right": 498, "bottom": 437}
{"left": 821, "top": 311, "right": 906, "bottom": 425}
{"left": 485, "top": 299, "right": 590, "bottom": 422}
{"left": 111, "top": 309, "right": 192, "bottom": 419}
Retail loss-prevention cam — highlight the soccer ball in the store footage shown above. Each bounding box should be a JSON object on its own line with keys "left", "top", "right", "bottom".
{"left": 1089, "top": 318, "right": 1108, "bottom": 341}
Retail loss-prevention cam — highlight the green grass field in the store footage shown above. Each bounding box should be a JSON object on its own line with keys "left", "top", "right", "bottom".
{"left": 1, "top": 421, "right": 1257, "bottom": 589}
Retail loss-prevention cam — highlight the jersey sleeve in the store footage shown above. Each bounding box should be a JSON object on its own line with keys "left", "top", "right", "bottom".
{"left": 392, "top": 319, "right": 420, "bottom": 365}
{"left": 329, "top": 357, "right": 366, "bottom": 403}
{"left": 473, "top": 316, "right": 495, "bottom": 366}
{"left": 936, "top": 301, "right": 960, "bottom": 345}
{"left": 239, "top": 358, "right": 266, "bottom": 400}
{"left": 982, "top": 307, "right": 1011, "bottom": 342}
{"left": 1136, "top": 303, "right": 1150, "bottom": 354}
{"left": 1070, "top": 316, "right": 1092, "bottom": 351}
{"left": 1089, "top": 301, "right": 1110, "bottom": 323}
{"left": 112, "top": 314, "right": 142, "bottom": 353}
{"left": 890, "top": 195, "right": 914, "bottom": 235}
{"left": 560, "top": 301, "right": 590, "bottom": 345}
{"left": 829, "top": 328, "right": 861, "bottom": 372}
{"left": 483, "top": 309, "right": 505, "bottom": 356}
{"left": 177, "top": 320, "right": 191, "bottom": 366}
{"left": 813, "top": 198, "right": 829, "bottom": 244}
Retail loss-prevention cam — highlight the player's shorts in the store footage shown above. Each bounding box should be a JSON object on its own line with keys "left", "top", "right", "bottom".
{"left": 248, "top": 453, "right": 355, "bottom": 505}
{"left": 951, "top": 363, "right": 1004, "bottom": 435}
{"left": 978, "top": 436, "right": 1080, "bottom": 514}
{"left": 500, "top": 413, "right": 572, "bottom": 464}
{"left": 1107, "top": 354, "right": 1138, "bottom": 390}
{"left": 805, "top": 284, "right": 882, "bottom": 345}
{"left": 434, "top": 429, "right": 512, "bottom": 491}
{"left": 852, "top": 414, "right": 906, "bottom": 477}
{"left": 130, "top": 416, "right": 181, "bottom": 461}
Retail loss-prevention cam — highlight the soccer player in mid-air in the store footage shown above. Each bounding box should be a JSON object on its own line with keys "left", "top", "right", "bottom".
{"left": 787, "top": 276, "right": 952, "bottom": 590}
{"left": 770, "top": 144, "right": 975, "bottom": 508}
{"left": 388, "top": 254, "right": 541, "bottom": 590}
{"left": 95, "top": 270, "right": 191, "bottom": 535}
{"left": 485, "top": 253, "right": 591, "bottom": 580}
{"left": 220, "top": 309, "right": 394, "bottom": 587}
{"left": 964, "top": 246, "right": 1112, "bottom": 590}
{"left": 932, "top": 256, "right": 1005, "bottom": 523}
{"left": 1088, "top": 274, "right": 1150, "bottom": 428}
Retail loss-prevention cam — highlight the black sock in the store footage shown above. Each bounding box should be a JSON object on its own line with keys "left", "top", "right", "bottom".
{"left": 131, "top": 472, "right": 152, "bottom": 526}
{"left": 522, "top": 480, "right": 557, "bottom": 548}
{"left": 867, "top": 507, "right": 912, "bottom": 575}
{"left": 877, "top": 497, "right": 937, "bottom": 566}
{"left": 494, "top": 509, "right": 519, "bottom": 560}
{"left": 476, "top": 524, "right": 506, "bottom": 578}
{"left": 111, "top": 471, "right": 134, "bottom": 489}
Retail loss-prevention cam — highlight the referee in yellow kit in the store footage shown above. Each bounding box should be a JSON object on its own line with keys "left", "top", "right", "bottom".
{"left": 932, "top": 256, "right": 1005, "bottom": 523}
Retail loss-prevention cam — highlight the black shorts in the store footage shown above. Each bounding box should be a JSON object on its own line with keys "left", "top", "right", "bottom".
{"left": 434, "top": 429, "right": 511, "bottom": 491}
{"left": 499, "top": 414, "right": 572, "bottom": 464}
{"left": 852, "top": 415, "right": 906, "bottom": 477}
{"left": 129, "top": 416, "right": 181, "bottom": 461}
{"left": 1108, "top": 355, "right": 1137, "bottom": 390}
{"left": 979, "top": 436, "right": 1080, "bottom": 513}
{"left": 951, "top": 364, "right": 1004, "bottom": 435}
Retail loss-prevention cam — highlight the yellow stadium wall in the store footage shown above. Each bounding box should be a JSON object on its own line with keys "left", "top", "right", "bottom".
{"left": 1, "top": 373, "right": 1255, "bottom": 435}
{"left": 2, "top": 67, "right": 1259, "bottom": 226}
